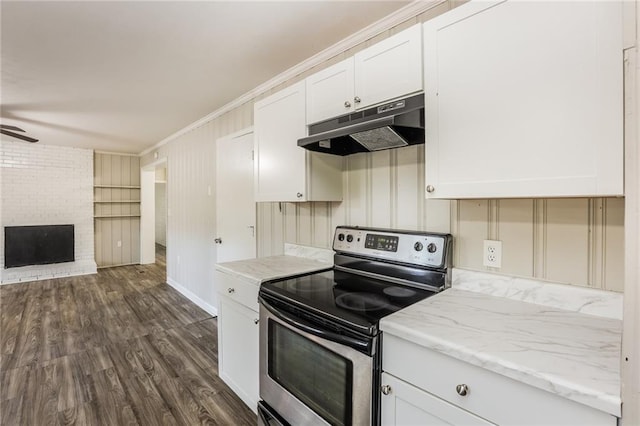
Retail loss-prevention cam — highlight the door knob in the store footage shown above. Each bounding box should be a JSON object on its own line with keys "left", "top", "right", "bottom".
{"left": 426, "top": 185, "right": 435, "bottom": 193}
{"left": 344, "top": 100, "right": 351, "bottom": 108}
{"left": 296, "top": 192, "right": 303, "bottom": 199}
{"left": 381, "top": 385, "right": 392, "bottom": 395}
{"left": 354, "top": 96, "right": 361, "bottom": 104}
{"left": 214, "top": 238, "right": 222, "bottom": 244}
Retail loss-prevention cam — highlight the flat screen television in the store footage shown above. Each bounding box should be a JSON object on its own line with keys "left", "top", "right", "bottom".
{"left": 4, "top": 225, "right": 74, "bottom": 268}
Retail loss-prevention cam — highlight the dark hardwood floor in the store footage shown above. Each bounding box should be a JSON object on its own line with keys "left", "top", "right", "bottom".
{"left": 0, "top": 245, "right": 257, "bottom": 425}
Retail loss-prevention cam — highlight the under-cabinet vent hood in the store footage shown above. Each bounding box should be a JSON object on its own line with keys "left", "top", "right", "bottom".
{"left": 298, "top": 94, "right": 424, "bottom": 156}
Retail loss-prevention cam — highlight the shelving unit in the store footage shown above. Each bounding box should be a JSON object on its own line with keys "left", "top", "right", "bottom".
{"left": 94, "top": 153, "right": 141, "bottom": 268}
{"left": 94, "top": 185, "right": 141, "bottom": 189}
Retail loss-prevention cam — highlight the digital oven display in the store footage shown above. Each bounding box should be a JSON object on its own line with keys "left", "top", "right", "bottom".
{"left": 364, "top": 234, "right": 399, "bottom": 252}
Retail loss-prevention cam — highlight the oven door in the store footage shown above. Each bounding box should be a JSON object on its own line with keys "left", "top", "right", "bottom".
{"left": 259, "top": 297, "right": 374, "bottom": 426}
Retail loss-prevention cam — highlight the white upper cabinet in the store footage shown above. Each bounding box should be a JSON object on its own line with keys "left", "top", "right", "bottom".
{"left": 306, "top": 24, "right": 423, "bottom": 125}
{"left": 423, "top": 1, "right": 624, "bottom": 199}
{"left": 254, "top": 81, "right": 342, "bottom": 202}
{"left": 354, "top": 24, "right": 423, "bottom": 112}
{"left": 306, "top": 59, "right": 356, "bottom": 125}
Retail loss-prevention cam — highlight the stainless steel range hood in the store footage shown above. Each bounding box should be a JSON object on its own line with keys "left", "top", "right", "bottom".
{"left": 298, "top": 94, "right": 424, "bottom": 156}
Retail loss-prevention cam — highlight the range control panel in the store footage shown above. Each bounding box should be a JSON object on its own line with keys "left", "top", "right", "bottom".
{"left": 332, "top": 226, "right": 451, "bottom": 269}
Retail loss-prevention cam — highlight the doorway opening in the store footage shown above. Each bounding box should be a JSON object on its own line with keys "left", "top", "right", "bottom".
{"left": 140, "top": 158, "right": 167, "bottom": 281}
{"left": 155, "top": 166, "right": 167, "bottom": 274}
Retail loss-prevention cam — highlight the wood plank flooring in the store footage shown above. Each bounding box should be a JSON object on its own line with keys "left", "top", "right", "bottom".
{"left": 0, "top": 245, "right": 257, "bottom": 425}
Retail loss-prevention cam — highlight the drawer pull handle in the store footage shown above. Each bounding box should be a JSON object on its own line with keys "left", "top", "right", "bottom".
{"left": 254, "top": 319, "right": 259, "bottom": 325}
{"left": 381, "top": 385, "right": 392, "bottom": 395}
{"left": 228, "top": 288, "right": 235, "bottom": 294}
{"left": 456, "top": 384, "right": 469, "bottom": 396}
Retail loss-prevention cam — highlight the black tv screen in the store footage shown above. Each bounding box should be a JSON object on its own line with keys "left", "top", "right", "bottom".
{"left": 4, "top": 225, "right": 75, "bottom": 268}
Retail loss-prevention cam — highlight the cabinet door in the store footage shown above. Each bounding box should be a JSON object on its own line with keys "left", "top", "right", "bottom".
{"left": 354, "top": 24, "right": 423, "bottom": 109}
{"left": 423, "top": 1, "right": 623, "bottom": 198}
{"left": 218, "top": 296, "right": 259, "bottom": 413}
{"left": 381, "top": 373, "right": 494, "bottom": 426}
{"left": 306, "top": 58, "right": 355, "bottom": 124}
{"left": 254, "top": 81, "right": 307, "bottom": 202}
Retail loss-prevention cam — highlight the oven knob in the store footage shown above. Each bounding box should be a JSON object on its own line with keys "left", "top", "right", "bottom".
{"left": 427, "top": 243, "right": 437, "bottom": 253}
{"left": 414, "top": 242, "right": 423, "bottom": 251}
{"left": 346, "top": 234, "right": 354, "bottom": 243}
{"left": 338, "top": 233, "right": 345, "bottom": 241}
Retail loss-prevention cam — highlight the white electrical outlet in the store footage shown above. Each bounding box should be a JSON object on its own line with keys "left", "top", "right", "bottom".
{"left": 483, "top": 240, "right": 502, "bottom": 268}
{"left": 117, "top": 240, "right": 122, "bottom": 248}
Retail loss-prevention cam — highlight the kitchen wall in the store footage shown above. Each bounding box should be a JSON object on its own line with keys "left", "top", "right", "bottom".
{"left": 0, "top": 141, "right": 96, "bottom": 283}
{"left": 141, "top": 0, "right": 626, "bottom": 314}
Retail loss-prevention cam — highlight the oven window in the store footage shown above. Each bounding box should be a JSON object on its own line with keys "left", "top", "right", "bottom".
{"left": 269, "top": 321, "right": 353, "bottom": 426}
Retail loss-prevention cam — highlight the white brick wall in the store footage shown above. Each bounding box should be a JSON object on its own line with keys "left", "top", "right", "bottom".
{"left": 0, "top": 141, "right": 96, "bottom": 284}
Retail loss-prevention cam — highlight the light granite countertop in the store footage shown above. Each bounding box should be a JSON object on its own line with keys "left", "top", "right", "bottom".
{"left": 380, "top": 269, "right": 622, "bottom": 417}
{"left": 215, "top": 244, "right": 333, "bottom": 285}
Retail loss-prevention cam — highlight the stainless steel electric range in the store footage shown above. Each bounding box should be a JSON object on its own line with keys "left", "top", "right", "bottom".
{"left": 257, "top": 226, "right": 452, "bottom": 426}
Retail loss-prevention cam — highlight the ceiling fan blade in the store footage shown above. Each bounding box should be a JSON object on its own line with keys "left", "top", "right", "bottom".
{"left": 0, "top": 124, "right": 25, "bottom": 132}
{"left": 0, "top": 129, "right": 38, "bottom": 143}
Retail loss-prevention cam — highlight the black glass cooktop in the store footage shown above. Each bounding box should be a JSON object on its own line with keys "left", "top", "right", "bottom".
{"left": 259, "top": 269, "right": 438, "bottom": 336}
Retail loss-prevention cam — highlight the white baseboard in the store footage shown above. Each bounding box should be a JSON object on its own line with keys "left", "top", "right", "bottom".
{"left": 167, "top": 277, "right": 218, "bottom": 317}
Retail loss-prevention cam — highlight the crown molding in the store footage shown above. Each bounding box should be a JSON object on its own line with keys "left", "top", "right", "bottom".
{"left": 139, "top": 0, "right": 445, "bottom": 156}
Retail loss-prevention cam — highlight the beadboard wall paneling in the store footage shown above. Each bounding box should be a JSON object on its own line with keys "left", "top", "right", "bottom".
{"left": 94, "top": 153, "right": 141, "bottom": 268}
{"left": 496, "top": 199, "right": 534, "bottom": 277}
{"left": 545, "top": 199, "right": 590, "bottom": 285}
{"left": 140, "top": 105, "right": 253, "bottom": 311}
{"left": 603, "top": 198, "right": 624, "bottom": 292}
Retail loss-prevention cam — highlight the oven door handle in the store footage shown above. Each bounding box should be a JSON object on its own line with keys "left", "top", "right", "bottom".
{"left": 259, "top": 296, "right": 372, "bottom": 353}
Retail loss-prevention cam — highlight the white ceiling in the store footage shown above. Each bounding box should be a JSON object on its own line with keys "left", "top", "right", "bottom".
{"left": 1, "top": 1, "right": 410, "bottom": 154}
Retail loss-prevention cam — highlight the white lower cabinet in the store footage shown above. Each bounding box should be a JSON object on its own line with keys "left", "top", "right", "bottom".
{"left": 381, "top": 372, "right": 494, "bottom": 426}
{"left": 382, "top": 334, "right": 617, "bottom": 426}
{"left": 216, "top": 271, "right": 259, "bottom": 413}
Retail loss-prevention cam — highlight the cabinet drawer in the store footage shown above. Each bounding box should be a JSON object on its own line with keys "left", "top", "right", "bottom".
{"left": 215, "top": 271, "right": 259, "bottom": 311}
{"left": 383, "top": 334, "right": 616, "bottom": 426}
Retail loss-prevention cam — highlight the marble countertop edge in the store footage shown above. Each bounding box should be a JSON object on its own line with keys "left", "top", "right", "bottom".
{"left": 380, "top": 319, "right": 621, "bottom": 417}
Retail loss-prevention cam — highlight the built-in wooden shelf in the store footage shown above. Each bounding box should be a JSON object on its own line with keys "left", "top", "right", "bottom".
{"left": 93, "top": 185, "right": 141, "bottom": 189}
{"left": 94, "top": 215, "right": 141, "bottom": 218}
{"left": 94, "top": 200, "right": 140, "bottom": 203}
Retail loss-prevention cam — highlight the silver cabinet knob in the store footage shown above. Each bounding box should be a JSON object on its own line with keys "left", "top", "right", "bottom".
{"left": 254, "top": 319, "right": 259, "bottom": 325}
{"left": 456, "top": 384, "right": 469, "bottom": 396}
{"left": 344, "top": 100, "right": 351, "bottom": 108}
{"left": 381, "top": 385, "right": 392, "bottom": 395}
{"left": 214, "top": 237, "right": 222, "bottom": 244}
{"left": 354, "top": 96, "right": 361, "bottom": 104}
{"left": 227, "top": 288, "right": 235, "bottom": 294}
{"left": 426, "top": 185, "right": 435, "bottom": 193}
{"left": 296, "top": 192, "right": 303, "bottom": 199}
